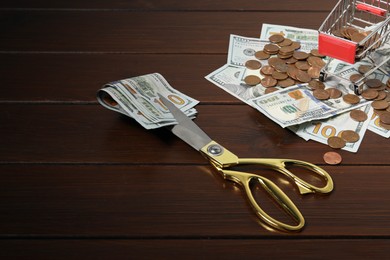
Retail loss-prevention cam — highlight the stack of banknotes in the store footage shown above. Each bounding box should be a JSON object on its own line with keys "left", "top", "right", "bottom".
{"left": 97, "top": 73, "right": 199, "bottom": 129}
{"left": 206, "top": 24, "right": 390, "bottom": 152}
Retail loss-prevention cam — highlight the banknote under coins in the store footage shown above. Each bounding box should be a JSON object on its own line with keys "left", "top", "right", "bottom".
{"left": 205, "top": 24, "right": 390, "bottom": 152}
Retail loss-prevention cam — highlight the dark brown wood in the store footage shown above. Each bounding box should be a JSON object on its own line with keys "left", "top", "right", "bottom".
{"left": 1, "top": 0, "right": 390, "bottom": 258}
{"left": 0, "top": 104, "right": 387, "bottom": 164}
{"left": 0, "top": 165, "right": 389, "bottom": 236}
{"left": 0, "top": 239, "right": 388, "bottom": 259}
{"left": 0, "top": 0, "right": 339, "bottom": 11}
{"left": 0, "top": 11, "right": 330, "bottom": 52}
{"left": 0, "top": 53, "right": 231, "bottom": 102}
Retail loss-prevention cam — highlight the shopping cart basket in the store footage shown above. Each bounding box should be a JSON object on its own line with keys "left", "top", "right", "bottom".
{"left": 318, "top": 0, "right": 390, "bottom": 94}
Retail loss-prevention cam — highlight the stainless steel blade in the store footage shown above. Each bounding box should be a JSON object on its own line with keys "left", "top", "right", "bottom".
{"left": 159, "top": 94, "right": 211, "bottom": 150}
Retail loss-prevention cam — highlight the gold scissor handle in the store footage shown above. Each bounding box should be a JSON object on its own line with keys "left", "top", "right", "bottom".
{"left": 221, "top": 168, "right": 305, "bottom": 232}
{"left": 200, "top": 140, "right": 334, "bottom": 232}
{"left": 236, "top": 158, "right": 334, "bottom": 195}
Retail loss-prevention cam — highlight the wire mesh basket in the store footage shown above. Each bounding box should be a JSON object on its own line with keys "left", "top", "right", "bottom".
{"left": 318, "top": 0, "right": 390, "bottom": 94}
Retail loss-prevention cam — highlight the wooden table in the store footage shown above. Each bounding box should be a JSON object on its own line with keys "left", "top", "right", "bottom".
{"left": 1, "top": 0, "right": 389, "bottom": 258}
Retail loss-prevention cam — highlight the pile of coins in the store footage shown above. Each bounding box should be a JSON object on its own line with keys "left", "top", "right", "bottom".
{"left": 243, "top": 34, "right": 327, "bottom": 94}
{"left": 331, "top": 25, "right": 381, "bottom": 56}
{"left": 332, "top": 26, "right": 371, "bottom": 43}
{"left": 349, "top": 65, "right": 390, "bottom": 130}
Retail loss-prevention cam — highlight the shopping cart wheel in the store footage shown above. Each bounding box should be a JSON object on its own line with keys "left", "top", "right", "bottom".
{"left": 319, "top": 71, "right": 327, "bottom": 82}
{"left": 353, "top": 84, "right": 362, "bottom": 95}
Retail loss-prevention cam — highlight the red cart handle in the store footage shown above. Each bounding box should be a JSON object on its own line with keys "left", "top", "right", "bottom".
{"left": 356, "top": 3, "right": 387, "bottom": 16}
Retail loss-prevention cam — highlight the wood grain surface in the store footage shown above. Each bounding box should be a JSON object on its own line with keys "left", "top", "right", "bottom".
{"left": 1, "top": 0, "right": 389, "bottom": 258}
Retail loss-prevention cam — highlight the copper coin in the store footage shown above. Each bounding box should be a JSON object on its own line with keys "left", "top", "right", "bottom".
{"left": 260, "top": 65, "right": 274, "bottom": 75}
{"left": 310, "top": 49, "right": 325, "bottom": 58}
{"left": 326, "top": 88, "right": 342, "bottom": 99}
{"left": 307, "top": 66, "right": 321, "bottom": 79}
{"left": 351, "top": 32, "right": 367, "bottom": 43}
{"left": 361, "top": 89, "right": 378, "bottom": 100}
{"left": 313, "top": 89, "right": 330, "bottom": 100}
{"left": 332, "top": 28, "right": 343, "bottom": 37}
{"left": 245, "top": 60, "right": 262, "bottom": 70}
{"left": 261, "top": 76, "right": 277, "bottom": 88}
{"left": 371, "top": 100, "right": 389, "bottom": 110}
{"left": 327, "top": 136, "right": 346, "bottom": 149}
{"left": 350, "top": 74, "right": 363, "bottom": 83}
{"left": 341, "top": 130, "right": 360, "bottom": 143}
{"left": 323, "top": 151, "right": 342, "bottom": 165}
{"left": 374, "top": 109, "right": 388, "bottom": 116}
{"left": 274, "top": 63, "right": 289, "bottom": 73}
{"left": 278, "top": 77, "right": 295, "bottom": 88}
{"left": 290, "top": 41, "right": 301, "bottom": 50}
{"left": 375, "top": 90, "right": 387, "bottom": 101}
{"left": 295, "top": 61, "right": 310, "bottom": 70}
{"left": 260, "top": 65, "right": 274, "bottom": 76}
{"left": 307, "top": 56, "right": 326, "bottom": 68}
{"left": 285, "top": 57, "right": 297, "bottom": 64}
{"left": 268, "top": 57, "right": 285, "bottom": 68}
{"left": 350, "top": 109, "right": 368, "bottom": 122}
{"left": 244, "top": 75, "right": 261, "bottom": 86}
{"left": 358, "top": 65, "right": 372, "bottom": 74}
{"left": 278, "top": 53, "right": 293, "bottom": 59}
{"left": 343, "top": 94, "right": 360, "bottom": 104}
{"left": 255, "top": 50, "right": 270, "bottom": 60}
{"left": 308, "top": 80, "right": 325, "bottom": 90}
{"left": 269, "top": 34, "right": 285, "bottom": 43}
{"left": 379, "top": 111, "right": 390, "bottom": 124}
{"left": 293, "top": 51, "right": 309, "bottom": 60}
{"left": 264, "top": 43, "right": 280, "bottom": 54}
{"left": 279, "top": 46, "right": 295, "bottom": 55}
{"left": 365, "top": 78, "right": 383, "bottom": 89}
{"left": 278, "top": 38, "right": 293, "bottom": 47}
{"left": 296, "top": 70, "right": 311, "bottom": 83}
{"left": 264, "top": 87, "right": 279, "bottom": 94}
{"left": 287, "top": 66, "right": 299, "bottom": 80}
{"left": 272, "top": 71, "right": 288, "bottom": 80}
{"left": 380, "top": 121, "right": 390, "bottom": 130}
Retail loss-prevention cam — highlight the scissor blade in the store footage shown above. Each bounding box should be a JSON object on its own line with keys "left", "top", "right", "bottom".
{"left": 158, "top": 94, "right": 212, "bottom": 151}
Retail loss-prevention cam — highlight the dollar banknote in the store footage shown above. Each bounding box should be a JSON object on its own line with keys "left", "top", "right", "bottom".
{"left": 297, "top": 105, "right": 373, "bottom": 152}
{"left": 97, "top": 73, "right": 199, "bottom": 129}
{"left": 326, "top": 58, "right": 390, "bottom": 138}
{"left": 249, "top": 84, "right": 370, "bottom": 128}
{"left": 205, "top": 63, "right": 269, "bottom": 105}
{"left": 260, "top": 23, "right": 318, "bottom": 52}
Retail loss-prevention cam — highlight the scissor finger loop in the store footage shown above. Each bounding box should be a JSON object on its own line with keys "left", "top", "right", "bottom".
{"left": 236, "top": 158, "right": 334, "bottom": 195}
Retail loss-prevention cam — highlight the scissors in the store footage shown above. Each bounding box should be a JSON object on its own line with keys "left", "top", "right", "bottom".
{"left": 159, "top": 94, "right": 334, "bottom": 232}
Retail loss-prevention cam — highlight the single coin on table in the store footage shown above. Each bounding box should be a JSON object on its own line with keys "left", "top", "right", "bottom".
{"left": 323, "top": 151, "right": 342, "bottom": 165}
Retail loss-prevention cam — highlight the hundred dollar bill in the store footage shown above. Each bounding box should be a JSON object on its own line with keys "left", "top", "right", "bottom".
{"left": 249, "top": 84, "right": 370, "bottom": 128}
{"left": 227, "top": 34, "right": 268, "bottom": 67}
{"left": 260, "top": 23, "right": 319, "bottom": 52}
{"left": 297, "top": 105, "right": 374, "bottom": 152}
{"left": 97, "top": 73, "right": 199, "bottom": 129}
{"left": 369, "top": 115, "right": 390, "bottom": 138}
{"left": 205, "top": 64, "right": 269, "bottom": 105}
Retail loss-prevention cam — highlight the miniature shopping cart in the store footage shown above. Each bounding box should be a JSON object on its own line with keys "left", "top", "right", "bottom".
{"left": 318, "top": 0, "right": 390, "bottom": 94}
